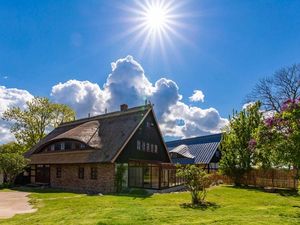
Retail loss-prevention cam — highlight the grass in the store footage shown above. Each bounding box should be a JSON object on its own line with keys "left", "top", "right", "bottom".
{"left": 0, "top": 185, "right": 299, "bottom": 225}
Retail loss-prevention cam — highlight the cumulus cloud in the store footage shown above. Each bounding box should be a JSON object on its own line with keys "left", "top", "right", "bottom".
{"left": 0, "top": 86, "right": 33, "bottom": 144}
{"left": 51, "top": 55, "right": 228, "bottom": 139}
{"left": 189, "top": 90, "right": 205, "bottom": 102}
{"left": 51, "top": 80, "right": 108, "bottom": 118}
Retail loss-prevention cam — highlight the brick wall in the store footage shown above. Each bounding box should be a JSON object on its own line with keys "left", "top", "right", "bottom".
{"left": 50, "top": 163, "right": 115, "bottom": 193}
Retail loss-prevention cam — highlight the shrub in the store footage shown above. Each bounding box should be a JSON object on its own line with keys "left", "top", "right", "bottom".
{"left": 177, "top": 165, "right": 211, "bottom": 205}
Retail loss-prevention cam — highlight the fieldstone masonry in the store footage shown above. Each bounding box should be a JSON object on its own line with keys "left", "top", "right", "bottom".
{"left": 50, "top": 163, "right": 115, "bottom": 193}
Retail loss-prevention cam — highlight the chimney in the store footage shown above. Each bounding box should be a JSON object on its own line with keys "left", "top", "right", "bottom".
{"left": 120, "top": 104, "right": 128, "bottom": 112}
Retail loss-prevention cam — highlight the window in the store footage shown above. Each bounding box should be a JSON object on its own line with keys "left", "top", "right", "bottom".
{"left": 146, "top": 143, "right": 150, "bottom": 152}
{"left": 151, "top": 144, "right": 154, "bottom": 152}
{"left": 55, "top": 143, "right": 61, "bottom": 150}
{"left": 90, "top": 167, "right": 97, "bottom": 180}
{"left": 137, "top": 140, "right": 141, "bottom": 150}
{"left": 80, "top": 143, "right": 86, "bottom": 149}
{"left": 142, "top": 141, "right": 145, "bottom": 151}
{"left": 56, "top": 167, "right": 62, "bottom": 178}
{"left": 78, "top": 167, "right": 84, "bottom": 179}
{"left": 65, "top": 142, "right": 72, "bottom": 150}
{"left": 50, "top": 144, "right": 55, "bottom": 151}
{"left": 154, "top": 145, "right": 158, "bottom": 153}
{"left": 61, "top": 142, "right": 65, "bottom": 150}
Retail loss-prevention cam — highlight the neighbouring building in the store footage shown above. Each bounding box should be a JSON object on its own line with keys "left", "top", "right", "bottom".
{"left": 25, "top": 104, "right": 183, "bottom": 193}
{"left": 166, "top": 133, "right": 222, "bottom": 172}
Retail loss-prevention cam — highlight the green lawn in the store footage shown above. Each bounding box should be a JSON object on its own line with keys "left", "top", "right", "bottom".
{"left": 0, "top": 186, "right": 299, "bottom": 225}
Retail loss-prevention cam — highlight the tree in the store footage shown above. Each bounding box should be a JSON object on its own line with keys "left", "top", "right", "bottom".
{"left": 254, "top": 98, "right": 300, "bottom": 187}
{"left": 219, "top": 102, "right": 262, "bottom": 185}
{"left": 247, "top": 64, "right": 300, "bottom": 113}
{"left": 177, "top": 165, "right": 210, "bottom": 205}
{"left": 115, "top": 164, "right": 126, "bottom": 193}
{"left": 0, "top": 142, "right": 29, "bottom": 184}
{"left": 2, "top": 97, "right": 75, "bottom": 149}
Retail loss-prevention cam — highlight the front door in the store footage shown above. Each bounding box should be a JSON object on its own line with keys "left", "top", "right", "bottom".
{"left": 35, "top": 165, "right": 50, "bottom": 183}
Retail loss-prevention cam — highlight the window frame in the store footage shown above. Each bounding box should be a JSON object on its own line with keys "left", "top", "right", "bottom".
{"left": 78, "top": 167, "right": 84, "bottom": 179}
{"left": 90, "top": 167, "right": 97, "bottom": 180}
{"left": 56, "top": 167, "right": 62, "bottom": 178}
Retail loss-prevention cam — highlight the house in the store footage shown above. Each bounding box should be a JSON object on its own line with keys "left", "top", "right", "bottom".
{"left": 25, "top": 104, "right": 183, "bottom": 193}
{"left": 166, "top": 133, "right": 222, "bottom": 172}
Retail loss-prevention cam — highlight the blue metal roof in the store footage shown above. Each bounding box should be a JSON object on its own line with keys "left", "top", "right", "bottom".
{"left": 166, "top": 133, "right": 222, "bottom": 164}
{"left": 169, "top": 144, "right": 195, "bottom": 159}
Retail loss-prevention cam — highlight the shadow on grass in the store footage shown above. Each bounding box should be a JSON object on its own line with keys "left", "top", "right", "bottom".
{"left": 107, "top": 188, "right": 153, "bottom": 199}
{"left": 225, "top": 185, "right": 299, "bottom": 197}
{"left": 180, "top": 202, "right": 220, "bottom": 211}
{"left": 5, "top": 186, "right": 154, "bottom": 199}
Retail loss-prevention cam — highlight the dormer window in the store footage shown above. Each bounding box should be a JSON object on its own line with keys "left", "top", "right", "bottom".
{"left": 41, "top": 141, "right": 89, "bottom": 153}
{"left": 55, "top": 143, "right": 61, "bottom": 150}
{"left": 65, "top": 142, "right": 72, "bottom": 150}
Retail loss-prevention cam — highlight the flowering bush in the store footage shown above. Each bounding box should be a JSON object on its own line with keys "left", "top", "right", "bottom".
{"left": 255, "top": 97, "right": 300, "bottom": 182}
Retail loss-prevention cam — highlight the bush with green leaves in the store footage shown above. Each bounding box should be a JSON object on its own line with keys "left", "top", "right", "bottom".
{"left": 177, "top": 165, "right": 210, "bottom": 205}
{"left": 0, "top": 142, "right": 29, "bottom": 184}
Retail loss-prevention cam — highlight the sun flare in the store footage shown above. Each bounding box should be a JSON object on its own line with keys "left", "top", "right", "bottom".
{"left": 119, "top": 0, "right": 190, "bottom": 60}
{"left": 144, "top": 5, "right": 168, "bottom": 31}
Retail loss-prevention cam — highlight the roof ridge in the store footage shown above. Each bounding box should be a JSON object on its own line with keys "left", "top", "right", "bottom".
{"left": 166, "top": 133, "right": 223, "bottom": 144}
{"left": 59, "top": 104, "right": 152, "bottom": 127}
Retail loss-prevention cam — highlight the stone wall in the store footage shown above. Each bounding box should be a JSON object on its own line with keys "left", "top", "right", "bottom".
{"left": 50, "top": 163, "right": 115, "bottom": 193}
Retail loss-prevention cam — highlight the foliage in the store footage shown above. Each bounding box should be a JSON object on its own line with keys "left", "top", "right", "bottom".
{"left": 0, "top": 143, "right": 29, "bottom": 184}
{"left": 247, "top": 63, "right": 300, "bottom": 112}
{"left": 2, "top": 97, "right": 75, "bottom": 149}
{"left": 1, "top": 186, "right": 300, "bottom": 225}
{"left": 115, "top": 164, "right": 126, "bottom": 193}
{"left": 219, "top": 102, "right": 263, "bottom": 185}
{"left": 177, "top": 165, "right": 210, "bottom": 205}
{"left": 255, "top": 98, "right": 300, "bottom": 182}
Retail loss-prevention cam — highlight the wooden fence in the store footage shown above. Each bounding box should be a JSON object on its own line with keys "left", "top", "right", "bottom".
{"left": 210, "top": 169, "right": 299, "bottom": 189}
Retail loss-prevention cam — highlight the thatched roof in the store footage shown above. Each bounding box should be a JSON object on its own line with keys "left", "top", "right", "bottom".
{"left": 26, "top": 105, "right": 152, "bottom": 164}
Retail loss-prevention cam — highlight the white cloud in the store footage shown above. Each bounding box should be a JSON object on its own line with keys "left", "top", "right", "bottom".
{"left": 0, "top": 56, "right": 229, "bottom": 143}
{"left": 242, "top": 102, "right": 256, "bottom": 110}
{"left": 51, "top": 55, "right": 228, "bottom": 139}
{"left": 51, "top": 80, "right": 108, "bottom": 118}
{"left": 189, "top": 90, "right": 205, "bottom": 102}
{"left": 0, "top": 86, "right": 34, "bottom": 144}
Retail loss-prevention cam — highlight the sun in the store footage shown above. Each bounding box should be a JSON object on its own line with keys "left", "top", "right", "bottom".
{"left": 118, "top": 0, "right": 191, "bottom": 60}
{"left": 144, "top": 5, "right": 168, "bottom": 32}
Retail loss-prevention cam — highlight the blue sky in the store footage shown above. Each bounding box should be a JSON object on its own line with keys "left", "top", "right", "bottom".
{"left": 0, "top": 0, "right": 300, "bottom": 142}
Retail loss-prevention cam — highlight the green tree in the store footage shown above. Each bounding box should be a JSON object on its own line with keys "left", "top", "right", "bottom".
{"left": 2, "top": 97, "right": 75, "bottom": 149}
{"left": 177, "top": 165, "right": 210, "bottom": 205}
{"left": 115, "top": 164, "right": 126, "bottom": 193}
{"left": 255, "top": 98, "right": 300, "bottom": 187}
{"left": 219, "top": 102, "right": 263, "bottom": 185}
{"left": 0, "top": 142, "right": 29, "bottom": 184}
